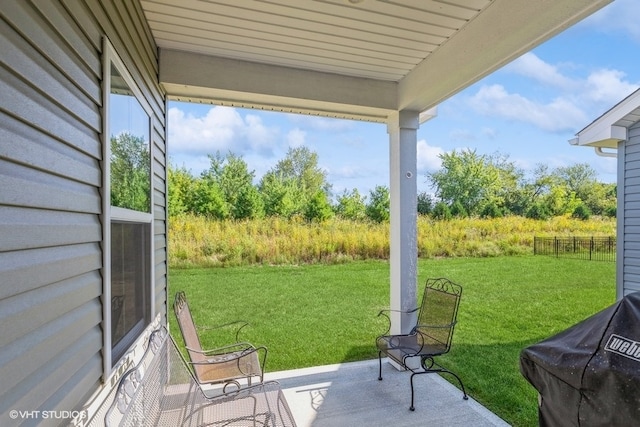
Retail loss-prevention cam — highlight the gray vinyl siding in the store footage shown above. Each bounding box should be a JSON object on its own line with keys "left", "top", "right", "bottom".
{"left": 0, "top": 1, "right": 167, "bottom": 426}
{"left": 622, "top": 122, "right": 640, "bottom": 296}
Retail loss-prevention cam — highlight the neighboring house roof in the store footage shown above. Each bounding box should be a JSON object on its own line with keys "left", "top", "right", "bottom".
{"left": 573, "top": 88, "right": 640, "bottom": 149}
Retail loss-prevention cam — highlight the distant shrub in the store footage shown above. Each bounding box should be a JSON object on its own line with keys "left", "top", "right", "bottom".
{"left": 481, "top": 203, "right": 503, "bottom": 218}
{"left": 432, "top": 202, "right": 452, "bottom": 220}
{"left": 526, "top": 203, "right": 551, "bottom": 220}
{"left": 604, "top": 205, "right": 617, "bottom": 218}
{"left": 572, "top": 204, "right": 592, "bottom": 220}
{"left": 335, "top": 189, "right": 367, "bottom": 221}
{"left": 366, "top": 186, "right": 390, "bottom": 223}
{"left": 304, "top": 191, "right": 334, "bottom": 222}
{"left": 450, "top": 201, "right": 467, "bottom": 217}
{"left": 417, "top": 192, "right": 434, "bottom": 216}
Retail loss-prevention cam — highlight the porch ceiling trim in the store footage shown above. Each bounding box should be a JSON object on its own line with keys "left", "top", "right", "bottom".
{"left": 149, "top": 0, "right": 613, "bottom": 121}
{"left": 159, "top": 48, "right": 397, "bottom": 122}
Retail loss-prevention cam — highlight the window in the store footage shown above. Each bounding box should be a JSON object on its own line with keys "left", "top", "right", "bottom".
{"left": 110, "top": 221, "right": 150, "bottom": 360}
{"left": 103, "top": 38, "right": 153, "bottom": 370}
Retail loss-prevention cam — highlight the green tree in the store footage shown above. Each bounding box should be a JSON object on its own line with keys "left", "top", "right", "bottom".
{"left": 304, "top": 191, "right": 334, "bottom": 222}
{"left": 203, "top": 153, "right": 262, "bottom": 219}
{"left": 259, "top": 173, "right": 301, "bottom": 218}
{"left": 427, "top": 149, "right": 521, "bottom": 216}
{"left": 167, "top": 164, "right": 193, "bottom": 216}
{"left": 417, "top": 192, "right": 434, "bottom": 216}
{"left": 480, "top": 202, "right": 503, "bottom": 218}
{"left": 432, "top": 201, "right": 452, "bottom": 220}
{"left": 110, "top": 133, "right": 150, "bottom": 212}
{"left": 542, "top": 185, "right": 581, "bottom": 216}
{"left": 335, "top": 189, "right": 367, "bottom": 220}
{"left": 189, "top": 179, "right": 228, "bottom": 219}
{"left": 580, "top": 182, "right": 616, "bottom": 216}
{"left": 268, "top": 146, "right": 331, "bottom": 204}
{"left": 234, "top": 185, "right": 265, "bottom": 220}
{"left": 525, "top": 202, "right": 551, "bottom": 220}
{"left": 548, "top": 163, "right": 605, "bottom": 216}
{"left": 366, "top": 186, "right": 390, "bottom": 222}
{"left": 572, "top": 203, "right": 592, "bottom": 220}
{"left": 507, "top": 164, "right": 554, "bottom": 216}
{"left": 450, "top": 200, "right": 467, "bottom": 217}
{"left": 553, "top": 163, "right": 598, "bottom": 198}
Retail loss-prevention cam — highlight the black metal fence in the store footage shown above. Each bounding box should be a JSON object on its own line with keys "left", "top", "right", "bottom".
{"left": 534, "top": 236, "right": 616, "bottom": 262}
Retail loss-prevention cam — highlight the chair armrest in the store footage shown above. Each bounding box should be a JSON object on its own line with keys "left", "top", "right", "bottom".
{"left": 186, "top": 342, "right": 255, "bottom": 356}
{"left": 197, "top": 320, "right": 251, "bottom": 342}
{"left": 188, "top": 345, "right": 268, "bottom": 378}
{"left": 377, "top": 307, "right": 419, "bottom": 335}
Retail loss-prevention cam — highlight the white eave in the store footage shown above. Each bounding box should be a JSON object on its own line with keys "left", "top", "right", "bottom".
{"left": 141, "top": 0, "right": 612, "bottom": 123}
{"left": 572, "top": 88, "right": 640, "bottom": 149}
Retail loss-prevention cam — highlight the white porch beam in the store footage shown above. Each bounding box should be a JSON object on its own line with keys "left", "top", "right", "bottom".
{"left": 398, "top": 0, "right": 612, "bottom": 112}
{"left": 387, "top": 110, "right": 419, "bottom": 335}
{"left": 159, "top": 49, "right": 397, "bottom": 122}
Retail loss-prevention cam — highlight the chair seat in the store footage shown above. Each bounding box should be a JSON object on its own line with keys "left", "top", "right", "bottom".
{"left": 193, "top": 350, "right": 262, "bottom": 384}
{"left": 376, "top": 334, "right": 447, "bottom": 364}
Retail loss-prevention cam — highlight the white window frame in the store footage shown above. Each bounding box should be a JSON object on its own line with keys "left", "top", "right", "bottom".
{"left": 101, "top": 37, "right": 155, "bottom": 378}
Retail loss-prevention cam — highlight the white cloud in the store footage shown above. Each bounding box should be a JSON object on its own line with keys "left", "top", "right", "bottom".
{"left": 286, "top": 128, "right": 306, "bottom": 148}
{"left": 584, "top": 69, "right": 639, "bottom": 105}
{"left": 168, "top": 106, "right": 278, "bottom": 157}
{"left": 468, "top": 51, "right": 639, "bottom": 135}
{"left": 508, "top": 52, "right": 576, "bottom": 89}
{"left": 582, "top": 0, "right": 640, "bottom": 43}
{"left": 468, "top": 84, "right": 588, "bottom": 132}
{"left": 417, "top": 140, "right": 444, "bottom": 173}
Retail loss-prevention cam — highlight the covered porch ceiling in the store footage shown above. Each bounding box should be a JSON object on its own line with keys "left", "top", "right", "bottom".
{"left": 141, "top": 0, "right": 612, "bottom": 123}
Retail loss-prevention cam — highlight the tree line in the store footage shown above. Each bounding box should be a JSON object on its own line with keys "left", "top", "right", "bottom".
{"left": 168, "top": 146, "right": 387, "bottom": 222}
{"left": 425, "top": 149, "right": 616, "bottom": 220}
{"left": 167, "top": 146, "right": 617, "bottom": 222}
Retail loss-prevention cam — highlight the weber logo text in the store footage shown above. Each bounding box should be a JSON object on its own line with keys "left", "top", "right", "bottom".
{"left": 605, "top": 334, "right": 640, "bottom": 362}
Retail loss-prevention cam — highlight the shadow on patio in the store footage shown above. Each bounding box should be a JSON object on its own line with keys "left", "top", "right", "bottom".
{"left": 265, "top": 356, "right": 510, "bottom": 427}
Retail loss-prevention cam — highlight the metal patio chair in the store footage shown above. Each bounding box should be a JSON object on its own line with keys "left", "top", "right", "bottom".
{"left": 173, "top": 291, "right": 267, "bottom": 394}
{"left": 376, "top": 277, "right": 468, "bottom": 411}
{"left": 102, "top": 327, "right": 296, "bottom": 426}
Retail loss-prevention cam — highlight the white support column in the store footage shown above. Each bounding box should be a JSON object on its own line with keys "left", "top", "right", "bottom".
{"left": 387, "top": 110, "right": 419, "bottom": 335}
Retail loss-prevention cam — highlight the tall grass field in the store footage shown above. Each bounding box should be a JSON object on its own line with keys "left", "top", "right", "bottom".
{"left": 168, "top": 256, "right": 615, "bottom": 427}
{"left": 169, "top": 215, "right": 615, "bottom": 268}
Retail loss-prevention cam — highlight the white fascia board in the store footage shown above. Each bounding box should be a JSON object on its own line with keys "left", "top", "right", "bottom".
{"left": 160, "top": 49, "right": 397, "bottom": 122}
{"left": 398, "top": 0, "right": 612, "bottom": 112}
{"left": 573, "top": 125, "right": 626, "bottom": 149}
{"left": 419, "top": 107, "right": 437, "bottom": 124}
{"left": 574, "top": 88, "right": 640, "bottom": 147}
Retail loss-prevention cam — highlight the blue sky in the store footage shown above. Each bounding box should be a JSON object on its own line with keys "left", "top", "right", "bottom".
{"left": 167, "top": 0, "right": 640, "bottom": 198}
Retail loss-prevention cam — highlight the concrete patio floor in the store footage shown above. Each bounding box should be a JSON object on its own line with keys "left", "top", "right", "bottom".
{"left": 265, "top": 358, "right": 511, "bottom": 427}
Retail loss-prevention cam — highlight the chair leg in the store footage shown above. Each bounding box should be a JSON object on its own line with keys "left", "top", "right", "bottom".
{"left": 407, "top": 358, "right": 468, "bottom": 411}
{"left": 409, "top": 372, "right": 417, "bottom": 411}
{"left": 446, "top": 370, "right": 468, "bottom": 400}
{"left": 424, "top": 358, "right": 468, "bottom": 400}
{"left": 378, "top": 351, "right": 383, "bottom": 381}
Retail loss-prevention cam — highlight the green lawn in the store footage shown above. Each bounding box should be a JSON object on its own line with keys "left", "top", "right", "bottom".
{"left": 168, "top": 256, "right": 615, "bottom": 427}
